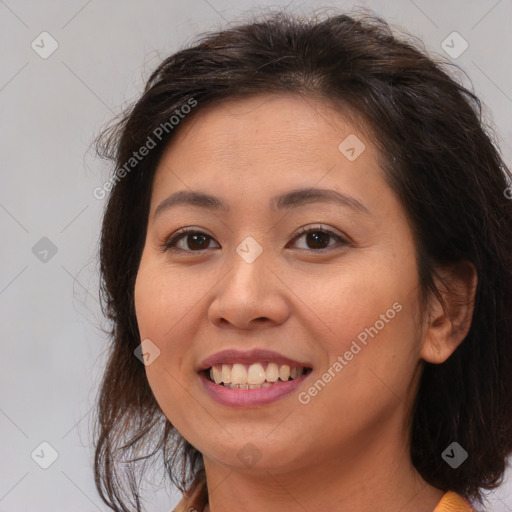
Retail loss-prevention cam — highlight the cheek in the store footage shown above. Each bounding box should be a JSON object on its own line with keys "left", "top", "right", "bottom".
{"left": 291, "top": 252, "right": 417, "bottom": 348}
{"left": 134, "top": 258, "right": 207, "bottom": 344}
{"left": 133, "top": 257, "right": 215, "bottom": 420}
{"left": 289, "top": 248, "right": 421, "bottom": 406}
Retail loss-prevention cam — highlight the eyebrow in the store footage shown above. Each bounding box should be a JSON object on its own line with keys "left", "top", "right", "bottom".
{"left": 153, "top": 187, "right": 370, "bottom": 219}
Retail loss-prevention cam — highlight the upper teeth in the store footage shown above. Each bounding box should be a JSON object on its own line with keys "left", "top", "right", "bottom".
{"left": 209, "top": 363, "right": 304, "bottom": 385}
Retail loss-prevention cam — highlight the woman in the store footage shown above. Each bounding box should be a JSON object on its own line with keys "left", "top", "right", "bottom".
{"left": 93, "top": 10, "right": 512, "bottom": 512}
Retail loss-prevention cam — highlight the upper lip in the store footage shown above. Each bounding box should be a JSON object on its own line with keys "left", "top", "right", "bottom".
{"left": 197, "top": 348, "right": 312, "bottom": 372}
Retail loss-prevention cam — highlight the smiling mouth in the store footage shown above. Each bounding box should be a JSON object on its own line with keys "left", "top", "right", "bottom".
{"left": 203, "top": 362, "right": 313, "bottom": 389}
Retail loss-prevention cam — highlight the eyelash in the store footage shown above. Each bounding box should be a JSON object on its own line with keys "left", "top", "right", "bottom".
{"left": 162, "top": 224, "right": 350, "bottom": 254}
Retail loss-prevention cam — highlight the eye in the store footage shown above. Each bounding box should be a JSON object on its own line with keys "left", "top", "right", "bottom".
{"left": 162, "top": 224, "right": 349, "bottom": 253}
{"left": 286, "top": 224, "right": 349, "bottom": 251}
{"left": 163, "top": 228, "right": 219, "bottom": 253}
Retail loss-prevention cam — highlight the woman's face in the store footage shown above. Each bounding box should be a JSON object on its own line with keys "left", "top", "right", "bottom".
{"left": 134, "top": 93, "right": 427, "bottom": 474}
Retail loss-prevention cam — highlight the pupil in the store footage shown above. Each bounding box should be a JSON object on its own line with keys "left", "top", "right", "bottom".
{"left": 307, "top": 231, "right": 329, "bottom": 249}
{"left": 189, "top": 234, "right": 208, "bottom": 250}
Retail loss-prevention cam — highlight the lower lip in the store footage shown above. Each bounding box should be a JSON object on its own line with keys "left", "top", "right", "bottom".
{"left": 199, "top": 371, "right": 311, "bottom": 407}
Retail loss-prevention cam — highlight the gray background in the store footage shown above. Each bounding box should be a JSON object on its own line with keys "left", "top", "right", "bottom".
{"left": 0, "top": 0, "right": 511, "bottom": 510}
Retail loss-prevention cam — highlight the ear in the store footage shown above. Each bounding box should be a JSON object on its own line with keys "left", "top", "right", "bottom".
{"left": 420, "top": 261, "right": 478, "bottom": 364}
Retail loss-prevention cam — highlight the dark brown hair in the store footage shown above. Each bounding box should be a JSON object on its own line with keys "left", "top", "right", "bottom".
{"left": 93, "top": 9, "right": 512, "bottom": 511}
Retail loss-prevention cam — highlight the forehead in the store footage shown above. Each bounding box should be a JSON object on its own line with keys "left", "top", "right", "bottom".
{"left": 151, "top": 93, "right": 384, "bottom": 208}
{"left": 160, "top": 93, "right": 364, "bottom": 158}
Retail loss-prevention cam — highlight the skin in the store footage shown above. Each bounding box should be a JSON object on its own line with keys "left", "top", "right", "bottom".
{"left": 134, "top": 93, "right": 476, "bottom": 512}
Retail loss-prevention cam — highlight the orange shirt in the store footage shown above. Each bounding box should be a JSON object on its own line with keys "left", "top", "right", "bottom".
{"left": 172, "top": 478, "right": 475, "bottom": 511}
{"left": 433, "top": 490, "right": 475, "bottom": 512}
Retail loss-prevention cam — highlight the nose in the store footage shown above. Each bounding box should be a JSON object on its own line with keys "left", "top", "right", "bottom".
{"left": 208, "top": 246, "right": 290, "bottom": 330}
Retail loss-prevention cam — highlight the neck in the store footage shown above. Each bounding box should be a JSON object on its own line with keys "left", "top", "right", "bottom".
{"left": 201, "top": 425, "right": 443, "bottom": 512}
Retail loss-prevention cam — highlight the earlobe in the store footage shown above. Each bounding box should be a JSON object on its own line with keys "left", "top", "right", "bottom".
{"left": 420, "top": 261, "right": 478, "bottom": 364}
